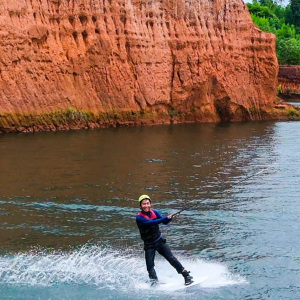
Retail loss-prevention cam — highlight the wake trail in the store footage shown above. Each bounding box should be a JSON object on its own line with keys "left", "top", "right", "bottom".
{"left": 0, "top": 245, "right": 246, "bottom": 292}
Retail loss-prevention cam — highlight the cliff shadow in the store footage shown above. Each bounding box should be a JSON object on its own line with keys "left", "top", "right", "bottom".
{"left": 214, "top": 97, "right": 251, "bottom": 122}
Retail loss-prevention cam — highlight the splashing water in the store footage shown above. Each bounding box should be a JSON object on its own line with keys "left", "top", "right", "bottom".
{"left": 0, "top": 245, "right": 143, "bottom": 288}
{"left": 0, "top": 245, "right": 246, "bottom": 299}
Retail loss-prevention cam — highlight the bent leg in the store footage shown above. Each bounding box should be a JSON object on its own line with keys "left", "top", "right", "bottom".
{"left": 145, "top": 248, "right": 158, "bottom": 280}
{"left": 157, "top": 243, "right": 184, "bottom": 274}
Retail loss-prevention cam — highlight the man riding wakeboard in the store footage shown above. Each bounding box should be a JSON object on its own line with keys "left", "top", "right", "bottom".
{"left": 136, "top": 194, "right": 193, "bottom": 286}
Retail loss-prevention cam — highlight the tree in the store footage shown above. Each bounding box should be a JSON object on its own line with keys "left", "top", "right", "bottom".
{"left": 276, "top": 23, "right": 296, "bottom": 39}
{"left": 276, "top": 38, "right": 300, "bottom": 64}
{"left": 250, "top": 14, "right": 276, "bottom": 33}
{"left": 248, "top": 0, "right": 300, "bottom": 65}
{"left": 287, "top": 0, "right": 300, "bottom": 26}
{"left": 247, "top": 3, "right": 282, "bottom": 29}
{"left": 247, "top": 3, "right": 277, "bottom": 19}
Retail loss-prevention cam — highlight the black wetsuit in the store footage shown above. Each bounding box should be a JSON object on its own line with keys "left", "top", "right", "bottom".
{"left": 136, "top": 209, "right": 184, "bottom": 280}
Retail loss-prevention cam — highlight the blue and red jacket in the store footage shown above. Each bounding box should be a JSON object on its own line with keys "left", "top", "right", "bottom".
{"left": 136, "top": 209, "right": 171, "bottom": 244}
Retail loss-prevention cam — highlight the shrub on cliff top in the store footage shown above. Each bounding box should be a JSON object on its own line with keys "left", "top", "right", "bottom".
{"left": 248, "top": 3, "right": 278, "bottom": 20}
{"left": 250, "top": 14, "right": 276, "bottom": 33}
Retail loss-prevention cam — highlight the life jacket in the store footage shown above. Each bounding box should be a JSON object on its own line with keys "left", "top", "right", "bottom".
{"left": 137, "top": 210, "right": 161, "bottom": 243}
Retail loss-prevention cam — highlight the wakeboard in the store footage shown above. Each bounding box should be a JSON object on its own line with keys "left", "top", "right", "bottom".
{"left": 155, "top": 276, "right": 209, "bottom": 291}
{"left": 184, "top": 276, "right": 209, "bottom": 288}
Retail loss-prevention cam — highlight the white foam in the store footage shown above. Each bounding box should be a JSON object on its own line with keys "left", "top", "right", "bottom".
{"left": 135, "top": 257, "right": 246, "bottom": 291}
{"left": 0, "top": 245, "right": 246, "bottom": 292}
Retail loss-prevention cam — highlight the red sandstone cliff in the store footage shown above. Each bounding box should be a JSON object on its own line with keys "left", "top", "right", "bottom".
{"left": 0, "top": 0, "right": 279, "bottom": 132}
{"left": 278, "top": 66, "right": 300, "bottom": 97}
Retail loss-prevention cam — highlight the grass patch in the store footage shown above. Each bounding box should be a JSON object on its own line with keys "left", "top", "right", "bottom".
{"left": 287, "top": 108, "right": 300, "bottom": 119}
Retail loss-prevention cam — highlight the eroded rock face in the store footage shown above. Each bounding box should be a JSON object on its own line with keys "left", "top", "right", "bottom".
{"left": 0, "top": 0, "right": 278, "bottom": 132}
{"left": 278, "top": 66, "right": 300, "bottom": 97}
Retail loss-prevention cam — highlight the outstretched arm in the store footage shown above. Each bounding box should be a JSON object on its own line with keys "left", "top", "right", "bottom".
{"left": 153, "top": 209, "right": 176, "bottom": 224}
{"left": 136, "top": 210, "right": 179, "bottom": 227}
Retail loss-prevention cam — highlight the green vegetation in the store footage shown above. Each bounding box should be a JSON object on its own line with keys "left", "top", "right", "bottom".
{"left": 276, "top": 84, "right": 282, "bottom": 95}
{"left": 247, "top": 0, "right": 300, "bottom": 64}
{"left": 288, "top": 0, "right": 300, "bottom": 26}
{"left": 168, "top": 109, "right": 178, "bottom": 117}
{"left": 287, "top": 108, "right": 300, "bottom": 119}
{"left": 0, "top": 107, "right": 174, "bottom": 132}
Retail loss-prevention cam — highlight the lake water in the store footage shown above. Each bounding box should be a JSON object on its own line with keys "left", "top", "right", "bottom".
{"left": 286, "top": 102, "right": 300, "bottom": 107}
{"left": 0, "top": 121, "right": 299, "bottom": 299}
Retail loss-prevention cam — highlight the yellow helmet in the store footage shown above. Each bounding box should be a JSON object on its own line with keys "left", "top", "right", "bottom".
{"left": 138, "top": 195, "right": 151, "bottom": 205}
